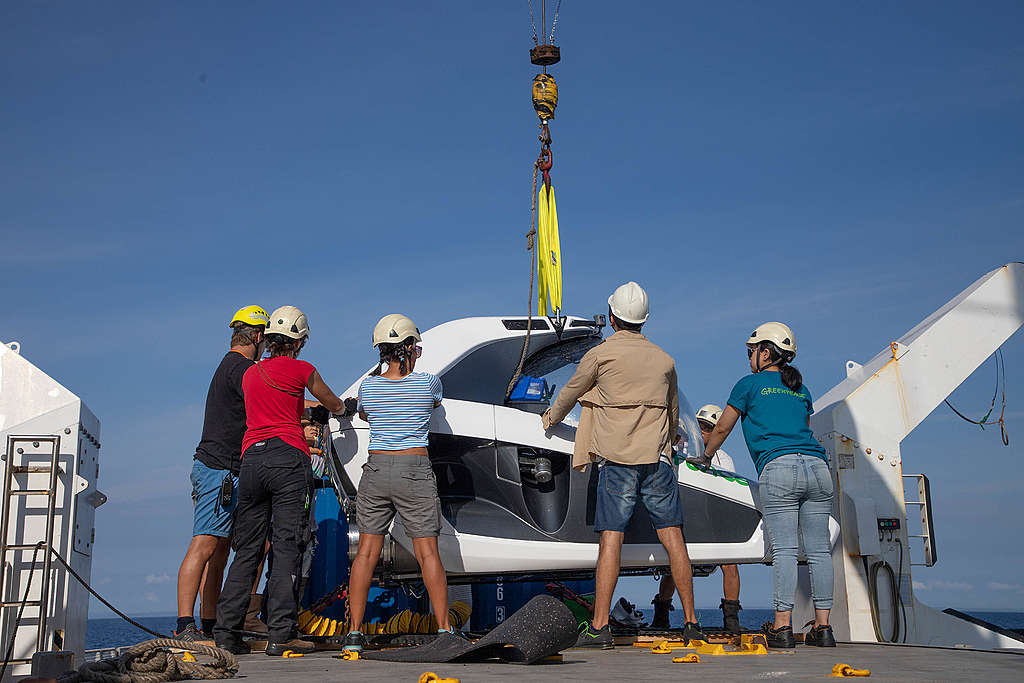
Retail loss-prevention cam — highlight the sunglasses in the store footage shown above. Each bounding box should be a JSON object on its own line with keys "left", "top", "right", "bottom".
{"left": 747, "top": 347, "right": 755, "bottom": 358}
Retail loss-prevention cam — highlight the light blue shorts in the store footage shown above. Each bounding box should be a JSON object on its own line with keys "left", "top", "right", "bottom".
{"left": 191, "top": 459, "right": 238, "bottom": 538}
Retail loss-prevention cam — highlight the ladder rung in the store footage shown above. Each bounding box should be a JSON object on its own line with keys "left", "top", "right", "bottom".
{"left": 12, "top": 465, "right": 63, "bottom": 474}
{"left": 0, "top": 600, "right": 40, "bottom": 607}
{"left": 4, "top": 544, "right": 48, "bottom": 552}
{"left": 9, "top": 490, "right": 52, "bottom": 496}
{"left": 904, "top": 501, "right": 925, "bottom": 506}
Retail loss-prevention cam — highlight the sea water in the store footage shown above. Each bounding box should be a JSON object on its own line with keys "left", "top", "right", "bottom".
{"left": 85, "top": 610, "right": 1024, "bottom": 649}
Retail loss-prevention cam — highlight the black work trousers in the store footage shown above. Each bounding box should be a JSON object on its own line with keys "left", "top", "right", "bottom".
{"left": 215, "top": 437, "right": 313, "bottom": 643}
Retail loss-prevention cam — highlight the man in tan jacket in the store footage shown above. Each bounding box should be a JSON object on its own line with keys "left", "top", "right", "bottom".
{"left": 542, "top": 282, "right": 704, "bottom": 648}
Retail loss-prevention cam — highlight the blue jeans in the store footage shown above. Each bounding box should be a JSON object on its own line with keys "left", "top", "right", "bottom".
{"left": 759, "top": 454, "right": 834, "bottom": 611}
{"left": 594, "top": 460, "right": 684, "bottom": 532}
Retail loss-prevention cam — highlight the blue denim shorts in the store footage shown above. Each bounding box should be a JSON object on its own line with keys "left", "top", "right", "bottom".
{"left": 594, "top": 460, "right": 684, "bottom": 533}
{"left": 191, "top": 459, "right": 238, "bottom": 538}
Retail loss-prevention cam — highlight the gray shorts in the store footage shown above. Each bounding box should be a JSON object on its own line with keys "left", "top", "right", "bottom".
{"left": 356, "top": 454, "right": 442, "bottom": 538}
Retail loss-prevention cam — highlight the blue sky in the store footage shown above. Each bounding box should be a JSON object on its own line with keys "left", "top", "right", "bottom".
{"left": 2, "top": 1, "right": 1023, "bottom": 617}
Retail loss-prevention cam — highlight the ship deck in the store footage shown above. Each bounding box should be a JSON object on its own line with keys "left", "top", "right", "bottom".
{"left": 231, "top": 641, "right": 1024, "bottom": 682}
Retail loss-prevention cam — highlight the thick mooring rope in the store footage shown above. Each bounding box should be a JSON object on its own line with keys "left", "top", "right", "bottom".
{"left": 58, "top": 639, "right": 237, "bottom": 683}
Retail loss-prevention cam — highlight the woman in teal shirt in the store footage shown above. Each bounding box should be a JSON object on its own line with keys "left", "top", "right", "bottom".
{"left": 702, "top": 322, "right": 835, "bottom": 648}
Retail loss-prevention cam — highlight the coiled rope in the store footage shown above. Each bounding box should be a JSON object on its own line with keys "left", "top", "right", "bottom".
{"left": 58, "top": 639, "right": 237, "bottom": 683}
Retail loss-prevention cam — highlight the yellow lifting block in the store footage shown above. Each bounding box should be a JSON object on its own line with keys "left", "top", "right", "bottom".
{"left": 179, "top": 652, "right": 197, "bottom": 662}
{"left": 829, "top": 663, "right": 870, "bottom": 677}
{"left": 692, "top": 643, "right": 727, "bottom": 656}
{"left": 741, "top": 633, "right": 768, "bottom": 648}
{"left": 338, "top": 650, "right": 360, "bottom": 661}
{"left": 418, "top": 672, "right": 460, "bottom": 683}
{"left": 280, "top": 650, "right": 304, "bottom": 658}
{"left": 672, "top": 654, "right": 701, "bottom": 663}
{"left": 735, "top": 642, "right": 769, "bottom": 655}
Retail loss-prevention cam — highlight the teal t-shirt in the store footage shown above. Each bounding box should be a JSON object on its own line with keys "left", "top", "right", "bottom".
{"left": 726, "top": 372, "right": 828, "bottom": 475}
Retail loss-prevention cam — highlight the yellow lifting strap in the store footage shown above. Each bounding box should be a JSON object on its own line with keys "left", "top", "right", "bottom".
{"left": 536, "top": 183, "right": 562, "bottom": 316}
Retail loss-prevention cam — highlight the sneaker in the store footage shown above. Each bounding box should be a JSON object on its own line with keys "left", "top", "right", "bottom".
{"left": 761, "top": 623, "right": 795, "bottom": 648}
{"left": 266, "top": 637, "right": 315, "bottom": 657}
{"left": 342, "top": 631, "right": 367, "bottom": 652}
{"left": 651, "top": 597, "right": 673, "bottom": 630}
{"left": 574, "top": 622, "right": 613, "bottom": 650}
{"left": 214, "top": 638, "right": 251, "bottom": 655}
{"left": 803, "top": 622, "right": 836, "bottom": 647}
{"left": 172, "top": 623, "right": 206, "bottom": 643}
{"left": 681, "top": 621, "right": 706, "bottom": 644}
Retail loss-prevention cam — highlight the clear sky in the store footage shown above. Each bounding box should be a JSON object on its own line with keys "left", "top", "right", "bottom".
{"left": 2, "top": 1, "right": 1023, "bottom": 618}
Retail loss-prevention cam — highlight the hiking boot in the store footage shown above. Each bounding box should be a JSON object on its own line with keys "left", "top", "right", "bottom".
{"left": 720, "top": 598, "right": 742, "bottom": 633}
{"left": 214, "top": 637, "right": 251, "bottom": 655}
{"left": 761, "top": 623, "right": 795, "bottom": 648}
{"left": 803, "top": 622, "right": 836, "bottom": 647}
{"left": 342, "top": 631, "right": 367, "bottom": 652}
{"left": 681, "top": 621, "right": 706, "bottom": 644}
{"left": 265, "top": 637, "right": 315, "bottom": 657}
{"left": 244, "top": 594, "right": 268, "bottom": 635}
{"left": 651, "top": 597, "right": 673, "bottom": 629}
{"left": 172, "top": 623, "right": 207, "bottom": 644}
{"left": 574, "top": 623, "right": 613, "bottom": 649}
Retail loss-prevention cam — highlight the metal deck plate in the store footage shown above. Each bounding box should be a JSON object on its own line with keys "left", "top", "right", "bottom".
{"left": 230, "top": 641, "right": 1024, "bottom": 682}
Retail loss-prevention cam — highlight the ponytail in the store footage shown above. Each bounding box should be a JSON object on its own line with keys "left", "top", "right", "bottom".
{"left": 370, "top": 337, "right": 416, "bottom": 377}
{"left": 779, "top": 363, "right": 803, "bottom": 392}
{"left": 757, "top": 341, "right": 803, "bottom": 391}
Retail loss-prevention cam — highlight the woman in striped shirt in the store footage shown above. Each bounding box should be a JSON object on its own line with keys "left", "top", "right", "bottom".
{"left": 343, "top": 314, "right": 452, "bottom": 652}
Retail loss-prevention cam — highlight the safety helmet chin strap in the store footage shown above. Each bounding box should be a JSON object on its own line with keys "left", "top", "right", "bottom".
{"left": 754, "top": 342, "right": 791, "bottom": 373}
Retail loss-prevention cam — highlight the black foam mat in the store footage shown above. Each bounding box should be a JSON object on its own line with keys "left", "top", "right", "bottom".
{"left": 362, "top": 595, "right": 578, "bottom": 665}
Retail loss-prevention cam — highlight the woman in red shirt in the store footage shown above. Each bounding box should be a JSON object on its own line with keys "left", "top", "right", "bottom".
{"left": 214, "top": 306, "right": 346, "bottom": 656}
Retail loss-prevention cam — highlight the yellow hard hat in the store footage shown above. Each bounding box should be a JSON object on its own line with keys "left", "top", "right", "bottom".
{"left": 372, "top": 314, "right": 421, "bottom": 348}
{"left": 696, "top": 404, "right": 723, "bottom": 428}
{"left": 230, "top": 305, "right": 269, "bottom": 329}
{"left": 747, "top": 322, "right": 796, "bottom": 358}
{"left": 267, "top": 305, "right": 310, "bottom": 340}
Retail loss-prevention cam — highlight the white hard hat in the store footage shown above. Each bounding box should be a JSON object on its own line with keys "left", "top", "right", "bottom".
{"left": 267, "top": 305, "right": 310, "bottom": 340}
{"left": 607, "top": 281, "right": 649, "bottom": 325}
{"left": 696, "top": 404, "right": 723, "bottom": 427}
{"left": 747, "top": 322, "right": 796, "bottom": 357}
{"left": 372, "top": 314, "right": 421, "bottom": 348}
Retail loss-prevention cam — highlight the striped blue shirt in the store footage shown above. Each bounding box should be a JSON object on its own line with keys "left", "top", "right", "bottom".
{"left": 358, "top": 372, "right": 443, "bottom": 451}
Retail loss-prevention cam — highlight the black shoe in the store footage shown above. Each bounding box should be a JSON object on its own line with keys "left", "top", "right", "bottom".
{"left": 681, "top": 621, "right": 706, "bottom": 644}
{"left": 266, "top": 637, "right": 315, "bottom": 656}
{"left": 172, "top": 623, "right": 209, "bottom": 643}
{"left": 720, "top": 599, "right": 742, "bottom": 634}
{"left": 574, "top": 623, "right": 614, "bottom": 649}
{"left": 761, "top": 623, "right": 795, "bottom": 648}
{"left": 214, "top": 638, "right": 251, "bottom": 655}
{"left": 651, "top": 597, "right": 673, "bottom": 630}
{"left": 342, "top": 631, "right": 367, "bottom": 652}
{"left": 803, "top": 622, "right": 836, "bottom": 647}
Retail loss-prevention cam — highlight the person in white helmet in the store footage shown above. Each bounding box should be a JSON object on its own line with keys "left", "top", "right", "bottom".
{"left": 701, "top": 322, "right": 836, "bottom": 649}
{"left": 342, "top": 314, "right": 453, "bottom": 654}
{"left": 652, "top": 405, "right": 742, "bottom": 632}
{"left": 543, "top": 282, "right": 706, "bottom": 648}
{"left": 215, "top": 306, "right": 348, "bottom": 657}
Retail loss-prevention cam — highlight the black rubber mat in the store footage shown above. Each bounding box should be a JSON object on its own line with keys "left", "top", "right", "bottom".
{"left": 362, "top": 595, "right": 578, "bottom": 665}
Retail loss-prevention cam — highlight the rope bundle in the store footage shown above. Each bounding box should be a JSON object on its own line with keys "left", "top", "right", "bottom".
{"left": 59, "top": 639, "right": 237, "bottom": 683}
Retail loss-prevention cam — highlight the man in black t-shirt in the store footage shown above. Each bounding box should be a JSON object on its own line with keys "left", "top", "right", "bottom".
{"left": 173, "top": 306, "right": 268, "bottom": 642}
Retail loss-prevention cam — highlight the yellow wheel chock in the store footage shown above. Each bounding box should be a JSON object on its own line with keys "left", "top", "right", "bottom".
{"left": 338, "top": 650, "right": 360, "bottom": 661}
{"left": 829, "top": 663, "right": 871, "bottom": 677}
{"left": 672, "top": 654, "right": 701, "bottom": 663}
{"left": 418, "top": 672, "right": 460, "bottom": 683}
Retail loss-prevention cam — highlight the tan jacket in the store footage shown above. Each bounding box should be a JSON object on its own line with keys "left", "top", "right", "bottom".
{"left": 542, "top": 330, "right": 679, "bottom": 471}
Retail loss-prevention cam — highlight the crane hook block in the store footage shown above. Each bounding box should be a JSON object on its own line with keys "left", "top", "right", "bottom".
{"left": 532, "top": 73, "right": 558, "bottom": 121}
{"left": 530, "top": 44, "right": 560, "bottom": 66}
